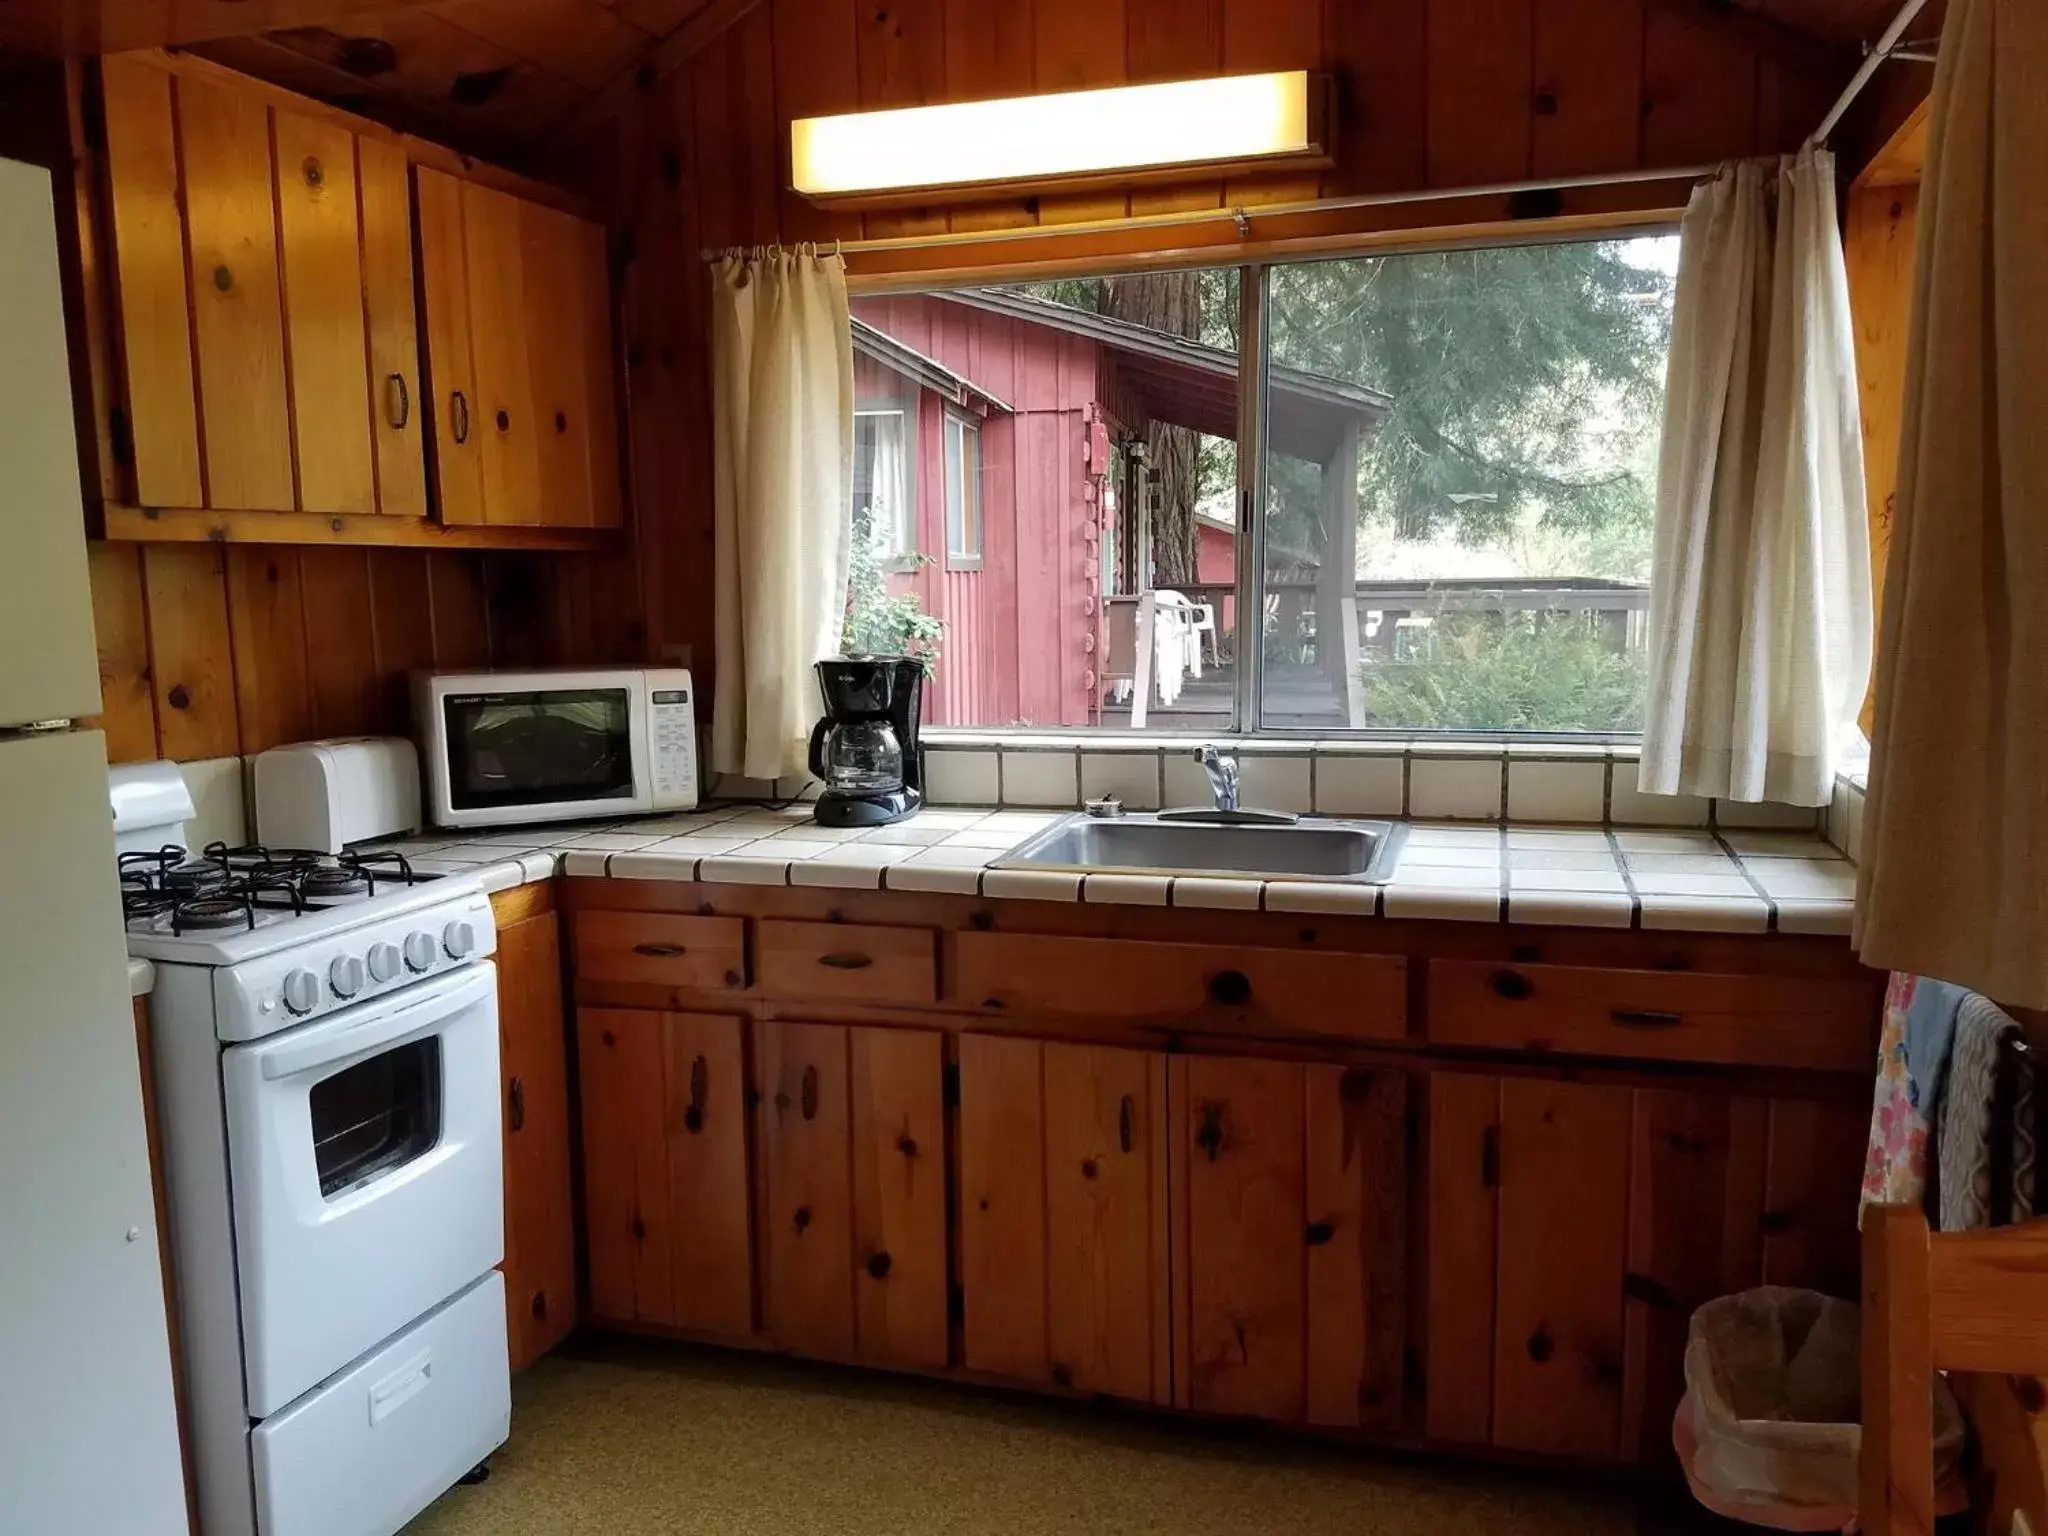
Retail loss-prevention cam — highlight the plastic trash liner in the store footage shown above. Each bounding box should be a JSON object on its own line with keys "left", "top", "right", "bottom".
{"left": 1675, "top": 1287, "right": 1964, "bottom": 1532}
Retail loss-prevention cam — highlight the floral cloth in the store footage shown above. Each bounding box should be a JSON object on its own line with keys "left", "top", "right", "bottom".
{"left": 1859, "top": 972, "right": 1967, "bottom": 1226}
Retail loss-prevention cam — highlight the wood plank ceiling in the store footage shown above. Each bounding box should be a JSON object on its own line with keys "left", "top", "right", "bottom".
{"left": 0, "top": 0, "right": 1934, "bottom": 170}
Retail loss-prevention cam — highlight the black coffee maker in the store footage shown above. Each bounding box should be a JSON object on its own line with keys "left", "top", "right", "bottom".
{"left": 807, "top": 656, "right": 924, "bottom": 827}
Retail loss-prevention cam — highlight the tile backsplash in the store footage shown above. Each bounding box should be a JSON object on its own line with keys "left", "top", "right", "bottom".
{"left": 905, "top": 735, "right": 1830, "bottom": 833}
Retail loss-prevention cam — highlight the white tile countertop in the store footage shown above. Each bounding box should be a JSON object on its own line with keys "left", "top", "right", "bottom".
{"left": 368, "top": 803, "right": 1859, "bottom": 937}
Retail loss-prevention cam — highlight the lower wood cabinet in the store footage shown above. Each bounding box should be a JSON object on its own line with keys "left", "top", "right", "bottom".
{"left": 1172, "top": 1055, "right": 1408, "bottom": 1429}
{"left": 956, "top": 1037, "right": 1172, "bottom": 1402}
{"left": 495, "top": 904, "right": 577, "bottom": 1371}
{"left": 756, "top": 1020, "right": 949, "bottom": 1367}
{"left": 1426, "top": 1071, "right": 1866, "bottom": 1463}
{"left": 577, "top": 1007, "right": 753, "bottom": 1338}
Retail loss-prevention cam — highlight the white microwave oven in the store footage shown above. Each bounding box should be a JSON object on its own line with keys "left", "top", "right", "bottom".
{"left": 411, "top": 667, "right": 699, "bottom": 829}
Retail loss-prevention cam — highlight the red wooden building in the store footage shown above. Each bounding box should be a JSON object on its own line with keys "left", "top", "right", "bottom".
{"left": 851, "top": 290, "right": 1387, "bottom": 727}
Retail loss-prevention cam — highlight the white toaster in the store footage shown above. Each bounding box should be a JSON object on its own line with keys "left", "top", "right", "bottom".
{"left": 252, "top": 737, "right": 422, "bottom": 854}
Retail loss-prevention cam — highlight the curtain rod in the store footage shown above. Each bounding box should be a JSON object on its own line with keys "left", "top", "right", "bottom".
{"left": 700, "top": 162, "right": 1715, "bottom": 262}
{"left": 1807, "top": 0, "right": 1932, "bottom": 148}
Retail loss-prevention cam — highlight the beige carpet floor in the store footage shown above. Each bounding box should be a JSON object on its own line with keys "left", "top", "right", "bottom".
{"left": 403, "top": 1337, "right": 1688, "bottom": 1536}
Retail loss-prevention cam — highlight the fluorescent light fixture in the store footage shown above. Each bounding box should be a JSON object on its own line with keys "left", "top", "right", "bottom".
{"left": 791, "top": 71, "right": 1328, "bottom": 207}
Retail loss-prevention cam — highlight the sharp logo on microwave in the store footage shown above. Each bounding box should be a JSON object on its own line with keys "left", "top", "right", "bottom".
{"left": 448, "top": 694, "right": 515, "bottom": 707}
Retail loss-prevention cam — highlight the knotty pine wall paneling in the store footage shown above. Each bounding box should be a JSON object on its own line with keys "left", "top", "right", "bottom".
{"left": 87, "top": 542, "right": 628, "bottom": 763}
{"left": 604, "top": 0, "right": 1846, "bottom": 686}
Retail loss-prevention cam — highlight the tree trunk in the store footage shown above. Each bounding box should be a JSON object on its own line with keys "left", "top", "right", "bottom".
{"left": 1104, "top": 273, "right": 1203, "bottom": 586}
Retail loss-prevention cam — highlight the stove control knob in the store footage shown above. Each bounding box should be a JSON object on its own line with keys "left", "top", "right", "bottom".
{"left": 442, "top": 920, "right": 477, "bottom": 960}
{"left": 328, "top": 955, "right": 365, "bottom": 999}
{"left": 403, "top": 931, "right": 437, "bottom": 973}
{"left": 367, "top": 942, "right": 402, "bottom": 983}
{"left": 282, "top": 969, "right": 320, "bottom": 1016}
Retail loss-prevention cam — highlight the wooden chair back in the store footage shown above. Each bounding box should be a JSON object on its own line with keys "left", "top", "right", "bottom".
{"left": 1861, "top": 1205, "right": 2048, "bottom": 1535}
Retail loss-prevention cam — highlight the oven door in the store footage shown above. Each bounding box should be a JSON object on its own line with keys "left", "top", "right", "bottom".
{"left": 223, "top": 962, "right": 502, "bottom": 1417}
{"left": 428, "top": 675, "right": 653, "bottom": 828}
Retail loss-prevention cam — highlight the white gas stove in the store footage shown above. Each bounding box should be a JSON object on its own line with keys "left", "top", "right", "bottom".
{"left": 122, "top": 843, "right": 495, "bottom": 1041}
{"left": 123, "top": 818, "right": 510, "bottom": 1536}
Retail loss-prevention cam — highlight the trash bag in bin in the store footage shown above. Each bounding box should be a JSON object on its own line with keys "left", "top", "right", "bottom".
{"left": 1674, "top": 1286, "right": 1965, "bottom": 1532}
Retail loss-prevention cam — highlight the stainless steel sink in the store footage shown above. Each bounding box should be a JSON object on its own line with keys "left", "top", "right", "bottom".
{"left": 991, "top": 811, "right": 1404, "bottom": 884}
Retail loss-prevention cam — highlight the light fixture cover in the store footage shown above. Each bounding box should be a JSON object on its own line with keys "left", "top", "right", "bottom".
{"left": 790, "top": 71, "right": 1327, "bottom": 207}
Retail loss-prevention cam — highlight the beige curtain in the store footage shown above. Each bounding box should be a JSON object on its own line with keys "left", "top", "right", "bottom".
{"left": 1856, "top": 0, "right": 2048, "bottom": 1007}
{"left": 709, "top": 247, "right": 855, "bottom": 782}
{"left": 1639, "top": 151, "right": 1872, "bottom": 807}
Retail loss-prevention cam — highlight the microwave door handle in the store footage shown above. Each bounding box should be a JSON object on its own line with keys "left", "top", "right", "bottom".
{"left": 259, "top": 965, "right": 495, "bottom": 1081}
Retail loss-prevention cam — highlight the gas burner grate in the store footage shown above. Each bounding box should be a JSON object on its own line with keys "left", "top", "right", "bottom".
{"left": 301, "top": 865, "right": 374, "bottom": 901}
{"left": 170, "top": 892, "right": 257, "bottom": 935}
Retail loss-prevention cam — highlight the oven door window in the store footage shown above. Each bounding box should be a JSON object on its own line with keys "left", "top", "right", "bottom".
{"left": 442, "top": 687, "right": 634, "bottom": 811}
{"left": 309, "top": 1038, "right": 442, "bottom": 1198}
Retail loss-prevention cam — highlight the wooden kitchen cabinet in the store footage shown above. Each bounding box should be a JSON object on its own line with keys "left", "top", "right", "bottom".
{"left": 417, "top": 167, "right": 621, "bottom": 530}
{"left": 1172, "top": 1054, "right": 1408, "bottom": 1428}
{"left": 755, "top": 1021, "right": 948, "bottom": 1367}
{"left": 494, "top": 901, "right": 577, "bottom": 1370}
{"left": 98, "top": 55, "right": 423, "bottom": 519}
{"left": 1426, "top": 1071, "right": 1866, "bottom": 1463}
{"left": 577, "top": 1006, "right": 753, "bottom": 1339}
{"left": 956, "top": 1037, "right": 1172, "bottom": 1402}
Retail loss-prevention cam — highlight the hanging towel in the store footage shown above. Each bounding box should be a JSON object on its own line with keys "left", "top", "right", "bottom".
{"left": 1860, "top": 973, "right": 1968, "bottom": 1224}
{"left": 1937, "top": 995, "right": 2023, "bottom": 1230}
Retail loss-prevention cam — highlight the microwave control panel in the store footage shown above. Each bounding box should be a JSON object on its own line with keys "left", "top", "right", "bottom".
{"left": 647, "top": 673, "right": 699, "bottom": 809}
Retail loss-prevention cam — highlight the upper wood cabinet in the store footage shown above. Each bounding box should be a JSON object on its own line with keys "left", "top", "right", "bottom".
{"left": 99, "top": 56, "right": 422, "bottom": 519}
{"left": 416, "top": 167, "right": 622, "bottom": 531}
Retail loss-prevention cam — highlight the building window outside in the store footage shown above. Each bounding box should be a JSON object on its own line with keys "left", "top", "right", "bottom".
{"left": 944, "top": 413, "right": 982, "bottom": 570}
{"left": 853, "top": 406, "right": 913, "bottom": 564}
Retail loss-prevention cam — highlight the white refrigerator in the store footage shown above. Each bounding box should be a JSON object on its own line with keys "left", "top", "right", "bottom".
{"left": 0, "top": 155, "right": 189, "bottom": 1531}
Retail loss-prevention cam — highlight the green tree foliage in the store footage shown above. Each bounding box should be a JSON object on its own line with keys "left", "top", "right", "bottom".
{"left": 1267, "top": 242, "right": 1673, "bottom": 549}
{"left": 1362, "top": 613, "right": 1648, "bottom": 733}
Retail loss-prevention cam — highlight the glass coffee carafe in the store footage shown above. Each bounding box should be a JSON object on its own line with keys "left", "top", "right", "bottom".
{"left": 816, "top": 717, "right": 904, "bottom": 794}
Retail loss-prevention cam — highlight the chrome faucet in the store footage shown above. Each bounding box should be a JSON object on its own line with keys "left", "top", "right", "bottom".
{"left": 1194, "top": 745, "right": 1240, "bottom": 813}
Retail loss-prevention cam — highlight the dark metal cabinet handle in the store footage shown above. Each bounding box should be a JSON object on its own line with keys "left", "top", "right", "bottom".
{"left": 866, "top": 1251, "right": 893, "bottom": 1280}
{"left": 1305, "top": 1220, "right": 1335, "bottom": 1246}
{"left": 818, "top": 952, "right": 873, "bottom": 971}
{"left": 1118, "top": 1094, "right": 1135, "bottom": 1154}
{"left": 800, "top": 1065, "right": 819, "bottom": 1121}
{"left": 684, "top": 1054, "right": 707, "bottom": 1134}
{"left": 1195, "top": 1102, "right": 1224, "bottom": 1162}
{"left": 1207, "top": 969, "right": 1252, "bottom": 1006}
{"left": 507, "top": 1076, "right": 525, "bottom": 1132}
{"left": 386, "top": 372, "right": 410, "bottom": 429}
{"left": 1611, "top": 1008, "right": 1683, "bottom": 1029}
{"left": 634, "top": 942, "right": 687, "bottom": 957}
{"left": 451, "top": 390, "right": 470, "bottom": 443}
{"left": 1527, "top": 1326, "right": 1554, "bottom": 1363}
{"left": 495, "top": 407, "right": 511, "bottom": 432}
{"left": 1489, "top": 969, "right": 1533, "bottom": 1001}
{"left": 1481, "top": 1124, "right": 1501, "bottom": 1189}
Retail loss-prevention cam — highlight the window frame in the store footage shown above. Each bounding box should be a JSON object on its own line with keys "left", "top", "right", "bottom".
{"left": 853, "top": 224, "right": 1676, "bottom": 743}
{"left": 942, "top": 409, "right": 984, "bottom": 572}
{"left": 853, "top": 399, "right": 919, "bottom": 571}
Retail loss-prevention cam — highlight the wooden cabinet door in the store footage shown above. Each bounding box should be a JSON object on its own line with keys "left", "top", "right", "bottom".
{"left": 272, "top": 107, "right": 374, "bottom": 515}
{"left": 1760, "top": 1098, "right": 1866, "bottom": 1300}
{"left": 1426, "top": 1071, "right": 1500, "bottom": 1446}
{"left": 356, "top": 136, "right": 426, "bottom": 517}
{"left": 519, "top": 201, "right": 594, "bottom": 528}
{"left": 1622, "top": 1090, "right": 1769, "bottom": 1463}
{"left": 414, "top": 165, "right": 485, "bottom": 526}
{"left": 957, "top": 1037, "right": 1171, "bottom": 1402}
{"left": 1173, "top": 1056, "right": 1408, "bottom": 1425}
{"left": 1493, "top": 1077, "right": 1632, "bottom": 1460}
{"left": 461, "top": 181, "right": 542, "bottom": 526}
{"left": 176, "top": 72, "right": 294, "bottom": 511}
{"left": 756, "top": 1020, "right": 856, "bottom": 1357}
{"left": 849, "top": 1027, "right": 948, "bottom": 1367}
{"left": 496, "top": 909, "right": 576, "bottom": 1369}
{"left": 578, "top": 1007, "right": 752, "bottom": 1338}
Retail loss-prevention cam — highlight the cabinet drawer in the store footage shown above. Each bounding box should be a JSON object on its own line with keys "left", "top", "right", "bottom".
{"left": 572, "top": 911, "right": 745, "bottom": 991}
{"left": 756, "top": 921, "right": 938, "bottom": 1006}
{"left": 955, "top": 932, "right": 1406, "bottom": 1043}
{"left": 1427, "top": 960, "right": 1876, "bottom": 1073}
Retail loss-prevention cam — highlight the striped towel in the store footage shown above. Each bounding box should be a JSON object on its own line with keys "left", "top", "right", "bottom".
{"left": 1938, "top": 995, "right": 2027, "bottom": 1230}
